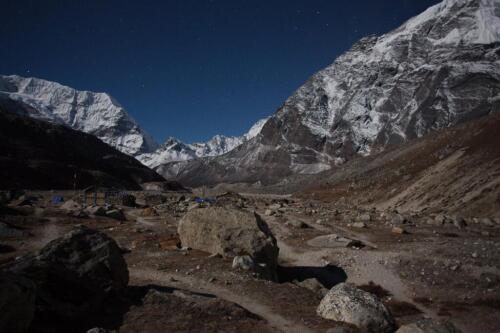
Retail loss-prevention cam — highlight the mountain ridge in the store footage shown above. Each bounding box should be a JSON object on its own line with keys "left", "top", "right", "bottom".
{"left": 165, "top": 0, "right": 500, "bottom": 186}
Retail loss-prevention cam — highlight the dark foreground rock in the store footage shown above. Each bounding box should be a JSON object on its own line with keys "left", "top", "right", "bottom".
{"left": 0, "top": 273, "right": 36, "bottom": 333}
{"left": 3, "top": 226, "right": 129, "bottom": 320}
{"left": 178, "top": 207, "right": 279, "bottom": 280}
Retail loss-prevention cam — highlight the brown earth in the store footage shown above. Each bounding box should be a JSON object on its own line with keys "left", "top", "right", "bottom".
{"left": 1, "top": 190, "right": 498, "bottom": 332}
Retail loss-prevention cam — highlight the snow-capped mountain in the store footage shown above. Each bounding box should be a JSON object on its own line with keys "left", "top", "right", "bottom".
{"left": 167, "top": 0, "right": 500, "bottom": 186}
{"left": 137, "top": 117, "right": 269, "bottom": 168}
{"left": 0, "top": 74, "right": 269, "bottom": 167}
{"left": 0, "top": 75, "right": 158, "bottom": 156}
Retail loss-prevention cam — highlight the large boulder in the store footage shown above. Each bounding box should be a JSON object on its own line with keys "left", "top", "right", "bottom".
{"left": 178, "top": 207, "right": 279, "bottom": 280}
{"left": 317, "top": 283, "right": 395, "bottom": 333}
{"left": 396, "top": 319, "right": 462, "bottom": 333}
{"left": 4, "top": 226, "right": 129, "bottom": 319}
{"left": 0, "top": 273, "right": 36, "bottom": 333}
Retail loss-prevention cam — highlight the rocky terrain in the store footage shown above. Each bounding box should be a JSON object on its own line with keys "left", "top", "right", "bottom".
{"left": 0, "top": 190, "right": 498, "bottom": 332}
{"left": 168, "top": 0, "right": 500, "bottom": 186}
{"left": 1, "top": 1, "right": 499, "bottom": 332}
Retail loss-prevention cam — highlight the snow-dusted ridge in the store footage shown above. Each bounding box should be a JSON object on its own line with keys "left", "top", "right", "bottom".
{"left": 0, "top": 74, "right": 158, "bottom": 156}
{"left": 0, "top": 74, "right": 269, "bottom": 168}
{"left": 136, "top": 117, "right": 269, "bottom": 168}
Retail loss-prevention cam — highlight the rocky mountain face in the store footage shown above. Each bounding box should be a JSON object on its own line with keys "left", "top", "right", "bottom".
{"left": 168, "top": 0, "right": 500, "bottom": 186}
{"left": 0, "top": 75, "right": 158, "bottom": 156}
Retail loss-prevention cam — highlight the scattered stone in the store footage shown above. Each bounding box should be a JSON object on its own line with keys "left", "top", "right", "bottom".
{"left": 268, "top": 203, "right": 282, "bottom": 210}
{"left": 0, "top": 273, "right": 36, "bottom": 333}
{"left": 391, "top": 214, "right": 406, "bottom": 225}
{"left": 178, "top": 207, "right": 279, "bottom": 280}
{"left": 106, "top": 209, "right": 126, "bottom": 221}
{"left": 317, "top": 283, "right": 395, "bottom": 333}
{"left": 287, "top": 220, "right": 309, "bottom": 229}
{"left": 434, "top": 214, "right": 448, "bottom": 225}
{"left": 232, "top": 255, "right": 255, "bottom": 271}
{"left": 264, "top": 209, "right": 274, "bottom": 216}
{"left": 72, "top": 210, "right": 89, "bottom": 218}
{"left": 452, "top": 216, "right": 467, "bottom": 229}
{"left": 396, "top": 319, "right": 462, "bottom": 333}
{"left": 139, "top": 207, "right": 158, "bottom": 217}
{"left": 359, "top": 213, "right": 371, "bottom": 222}
{"left": 85, "top": 205, "right": 107, "bottom": 217}
{"left": 61, "top": 199, "right": 82, "bottom": 212}
{"left": 295, "top": 278, "right": 328, "bottom": 297}
{"left": 479, "top": 218, "right": 494, "bottom": 227}
{"left": 352, "top": 222, "right": 367, "bottom": 229}
{"left": 392, "top": 227, "right": 407, "bottom": 235}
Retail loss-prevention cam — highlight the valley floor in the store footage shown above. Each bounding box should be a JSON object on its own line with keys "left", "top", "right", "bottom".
{"left": 1, "top": 191, "right": 499, "bottom": 332}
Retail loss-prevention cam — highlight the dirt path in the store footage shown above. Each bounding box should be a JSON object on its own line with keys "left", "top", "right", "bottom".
{"left": 129, "top": 268, "right": 315, "bottom": 333}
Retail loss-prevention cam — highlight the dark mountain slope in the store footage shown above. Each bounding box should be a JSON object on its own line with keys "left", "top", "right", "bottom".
{"left": 0, "top": 99, "right": 168, "bottom": 190}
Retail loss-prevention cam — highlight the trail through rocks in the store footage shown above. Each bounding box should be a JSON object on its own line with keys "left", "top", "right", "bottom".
{"left": 129, "top": 268, "right": 314, "bottom": 333}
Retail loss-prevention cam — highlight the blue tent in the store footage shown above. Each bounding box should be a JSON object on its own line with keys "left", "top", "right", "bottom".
{"left": 52, "top": 196, "right": 64, "bottom": 204}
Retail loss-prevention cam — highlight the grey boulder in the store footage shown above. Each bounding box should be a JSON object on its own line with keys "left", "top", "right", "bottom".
{"left": 317, "top": 283, "right": 395, "bottom": 333}
{"left": 178, "top": 207, "right": 279, "bottom": 280}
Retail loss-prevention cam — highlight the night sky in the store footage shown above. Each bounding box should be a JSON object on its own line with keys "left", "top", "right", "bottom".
{"left": 1, "top": 0, "right": 441, "bottom": 143}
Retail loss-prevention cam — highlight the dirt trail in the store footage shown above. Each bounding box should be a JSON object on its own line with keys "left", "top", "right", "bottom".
{"left": 270, "top": 214, "right": 437, "bottom": 321}
{"left": 129, "top": 268, "right": 315, "bottom": 333}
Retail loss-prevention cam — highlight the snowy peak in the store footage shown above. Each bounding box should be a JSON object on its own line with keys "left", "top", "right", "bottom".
{"left": 379, "top": 0, "right": 500, "bottom": 50}
{"left": 0, "top": 74, "right": 158, "bottom": 156}
{"left": 137, "top": 117, "right": 269, "bottom": 169}
{"left": 243, "top": 117, "right": 269, "bottom": 140}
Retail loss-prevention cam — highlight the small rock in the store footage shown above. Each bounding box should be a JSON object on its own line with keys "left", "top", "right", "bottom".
{"left": 434, "top": 214, "right": 448, "bottom": 225}
{"left": 232, "top": 255, "right": 255, "bottom": 271}
{"left": 106, "top": 209, "right": 126, "bottom": 221}
{"left": 359, "top": 213, "right": 371, "bottom": 222}
{"left": 479, "top": 218, "right": 494, "bottom": 227}
{"left": 295, "top": 278, "right": 328, "bottom": 297}
{"left": 390, "top": 214, "right": 406, "bottom": 225}
{"left": 86, "top": 206, "right": 107, "bottom": 217}
{"left": 352, "top": 222, "right": 367, "bottom": 229}
{"left": 392, "top": 227, "right": 407, "bottom": 234}
{"left": 452, "top": 216, "right": 467, "bottom": 229}
{"left": 61, "top": 199, "right": 81, "bottom": 212}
